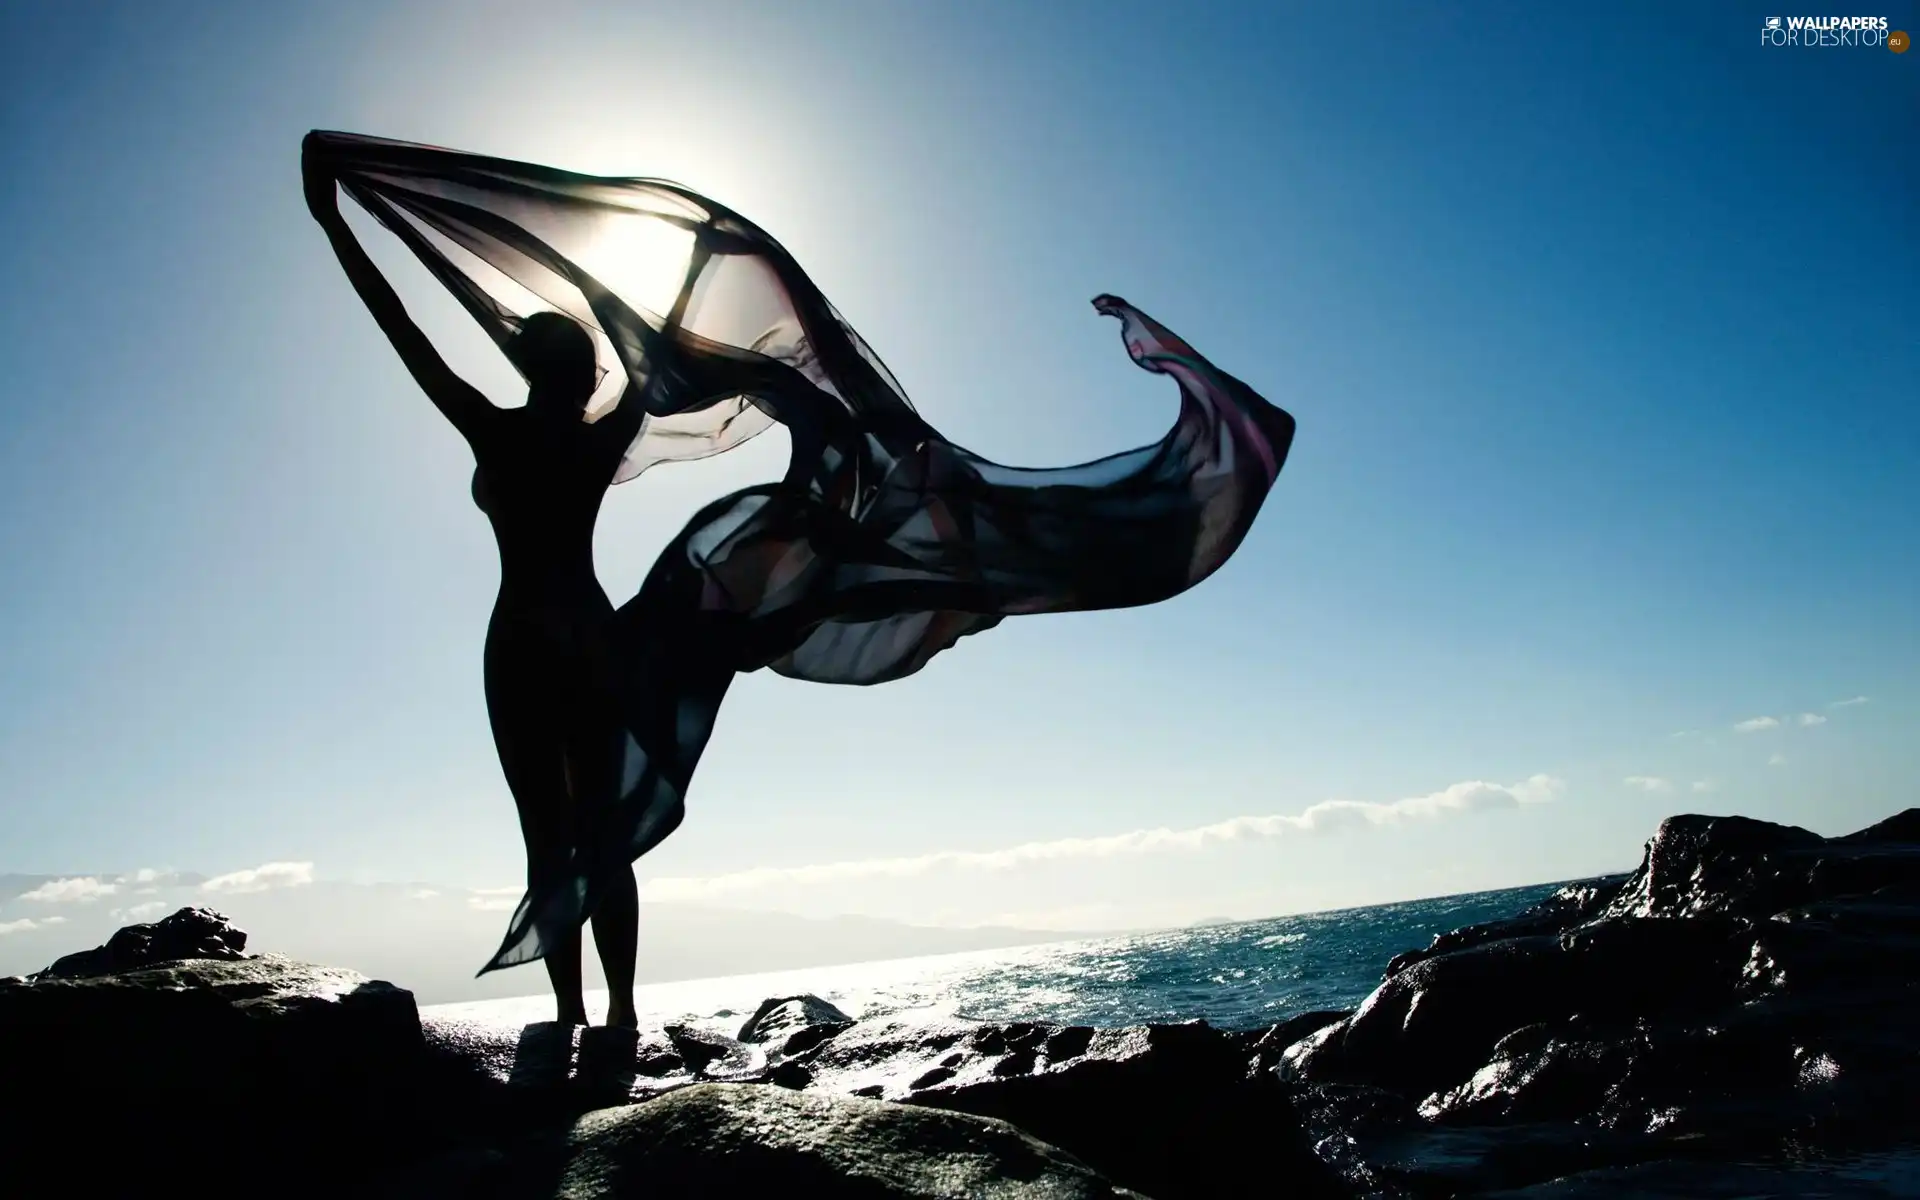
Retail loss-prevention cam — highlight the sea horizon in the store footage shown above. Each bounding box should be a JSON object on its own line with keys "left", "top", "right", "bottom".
{"left": 421, "top": 876, "right": 1597, "bottom": 1033}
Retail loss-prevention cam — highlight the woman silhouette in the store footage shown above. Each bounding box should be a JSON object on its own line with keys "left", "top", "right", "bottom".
{"left": 306, "top": 162, "right": 644, "bottom": 1028}
{"left": 304, "top": 131, "right": 1298, "bottom": 1033}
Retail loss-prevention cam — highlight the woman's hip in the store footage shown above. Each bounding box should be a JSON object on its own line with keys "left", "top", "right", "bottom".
{"left": 484, "top": 600, "right": 622, "bottom": 704}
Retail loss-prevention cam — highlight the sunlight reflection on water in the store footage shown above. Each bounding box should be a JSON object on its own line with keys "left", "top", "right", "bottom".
{"left": 423, "top": 882, "right": 1566, "bottom": 1033}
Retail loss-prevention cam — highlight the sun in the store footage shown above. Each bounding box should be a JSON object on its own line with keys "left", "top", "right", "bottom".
{"left": 577, "top": 213, "right": 697, "bottom": 324}
{"left": 568, "top": 211, "right": 703, "bottom": 418}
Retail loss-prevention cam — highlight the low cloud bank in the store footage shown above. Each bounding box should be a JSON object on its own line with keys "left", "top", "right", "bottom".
{"left": 639, "top": 775, "right": 1565, "bottom": 903}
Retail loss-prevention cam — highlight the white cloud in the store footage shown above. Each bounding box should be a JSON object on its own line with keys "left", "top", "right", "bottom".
{"left": 1691, "top": 780, "right": 1717, "bottom": 793}
{"left": 1734, "top": 716, "right": 1780, "bottom": 733}
{"left": 1768, "top": 752, "right": 1788, "bottom": 767}
{"left": 1828, "top": 696, "right": 1870, "bottom": 709}
{"left": 1797, "top": 713, "right": 1827, "bottom": 727}
{"left": 20, "top": 877, "right": 117, "bottom": 904}
{"left": 1623, "top": 776, "right": 1672, "bottom": 793}
{"left": 113, "top": 868, "right": 198, "bottom": 888}
{"left": 637, "top": 775, "right": 1565, "bottom": 903}
{"left": 0, "top": 916, "right": 66, "bottom": 935}
{"left": 407, "top": 889, "right": 440, "bottom": 902}
{"left": 110, "top": 901, "right": 171, "bottom": 922}
{"left": 201, "top": 862, "right": 314, "bottom": 895}
{"left": 468, "top": 886, "right": 521, "bottom": 912}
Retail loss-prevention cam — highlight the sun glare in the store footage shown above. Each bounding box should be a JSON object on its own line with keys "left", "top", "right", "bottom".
{"left": 580, "top": 215, "right": 696, "bottom": 323}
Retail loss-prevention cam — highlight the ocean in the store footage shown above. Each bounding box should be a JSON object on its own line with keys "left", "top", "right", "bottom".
{"left": 424, "top": 880, "right": 1565, "bottom": 1032}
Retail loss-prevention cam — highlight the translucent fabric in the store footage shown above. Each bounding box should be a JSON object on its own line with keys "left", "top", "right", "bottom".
{"left": 305, "top": 132, "right": 1298, "bottom": 973}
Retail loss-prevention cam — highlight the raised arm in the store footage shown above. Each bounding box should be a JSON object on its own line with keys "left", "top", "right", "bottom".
{"left": 303, "top": 142, "right": 494, "bottom": 440}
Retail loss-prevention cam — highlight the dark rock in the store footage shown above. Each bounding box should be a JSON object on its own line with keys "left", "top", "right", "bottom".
{"left": 1279, "top": 808, "right": 1920, "bottom": 1194}
{"left": 737, "top": 993, "right": 856, "bottom": 1055}
{"left": 1384, "top": 876, "right": 1627, "bottom": 978}
{"left": 1595, "top": 812, "right": 1920, "bottom": 921}
{"left": 785, "top": 1016, "right": 1344, "bottom": 1199}
{"left": 1476, "top": 1151, "right": 1920, "bottom": 1198}
{"left": 1742, "top": 895, "right": 1920, "bottom": 999}
{"left": 663, "top": 1022, "right": 767, "bottom": 1080}
{"left": 1284, "top": 1082, "right": 1424, "bottom": 1199}
{"left": 0, "top": 951, "right": 426, "bottom": 1192}
{"left": 768, "top": 1057, "right": 816, "bottom": 1089}
{"left": 784, "top": 1015, "right": 990, "bottom": 1099}
{"left": 36, "top": 904, "right": 247, "bottom": 978}
{"left": 1286, "top": 915, "right": 1753, "bottom": 1100}
{"left": 1240, "top": 1008, "right": 1351, "bottom": 1077}
{"left": 384, "top": 1083, "right": 1149, "bottom": 1199}
{"left": 564, "top": 1084, "right": 1147, "bottom": 1199}
{"left": 1416, "top": 1019, "right": 1643, "bottom": 1125}
{"left": 1839, "top": 809, "right": 1920, "bottom": 845}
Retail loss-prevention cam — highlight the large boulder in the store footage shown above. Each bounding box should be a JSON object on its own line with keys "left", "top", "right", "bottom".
{"left": 739, "top": 993, "right": 856, "bottom": 1058}
{"left": 1287, "top": 914, "right": 1752, "bottom": 1100}
{"left": 1274, "top": 808, "right": 1920, "bottom": 1194}
{"left": 0, "top": 924, "right": 427, "bottom": 1191}
{"left": 36, "top": 904, "right": 248, "bottom": 978}
{"left": 1598, "top": 814, "right": 1836, "bottom": 920}
{"left": 783, "top": 1015, "right": 1345, "bottom": 1199}
{"left": 382, "top": 1083, "right": 1148, "bottom": 1199}
{"left": 562, "top": 1084, "right": 1145, "bottom": 1199}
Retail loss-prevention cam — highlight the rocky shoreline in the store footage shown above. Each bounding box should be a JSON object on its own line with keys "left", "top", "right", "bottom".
{"left": 3, "top": 808, "right": 1915, "bottom": 1198}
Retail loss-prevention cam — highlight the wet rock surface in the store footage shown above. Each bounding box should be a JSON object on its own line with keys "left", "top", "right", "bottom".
{"left": 413, "top": 1004, "right": 1344, "bottom": 1198}
{"left": 1279, "top": 809, "right": 1920, "bottom": 1196}
{"left": 795, "top": 1016, "right": 1345, "bottom": 1199}
{"left": 382, "top": 1083, "right": 1149, "bottom": 1199}
{"left": 739, "top": 992, "right": 856, "bottom": 1056}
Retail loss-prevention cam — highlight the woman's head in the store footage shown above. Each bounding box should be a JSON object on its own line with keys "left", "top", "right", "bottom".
{"left": 507, "top": 311, "right": 597, "bottom": 412}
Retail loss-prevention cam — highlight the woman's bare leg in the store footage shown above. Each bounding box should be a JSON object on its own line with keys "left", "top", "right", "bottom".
{"left": 487, "top": 624, "right": 588, "bottom": 1026}
{"left": 564, "top": 715, "right": 640, "bottom": 1029}
{"left": 502, "top": 752, "right": 585, "bottom": 1024}
{"left": 541, "top": 927, "right": 588, "bottom": 1026}
{"left": 592, "top": 866, "right": 639, "bottom": 1027}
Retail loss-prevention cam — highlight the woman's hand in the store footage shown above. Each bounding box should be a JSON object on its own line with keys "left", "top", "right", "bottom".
{"left": 302, "top": 134, "right": 341, "bottom": 224}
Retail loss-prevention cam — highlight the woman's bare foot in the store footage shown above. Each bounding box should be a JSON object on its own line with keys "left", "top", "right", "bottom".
{"left": 605, "top": 1001, "right": 638, "bottom": 1030}
{"left": 556, "top": 1004, "right": 589, "bottom": 1027}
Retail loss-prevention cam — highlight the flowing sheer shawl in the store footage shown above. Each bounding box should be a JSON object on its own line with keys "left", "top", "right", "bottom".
{"left": 305, "top": 131, "right": 1298, "bottom": 972}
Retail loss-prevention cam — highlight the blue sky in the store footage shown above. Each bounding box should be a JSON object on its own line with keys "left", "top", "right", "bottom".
{"left": 1, "top": 1, "right": 1914, "bottom": 943}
